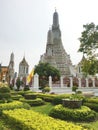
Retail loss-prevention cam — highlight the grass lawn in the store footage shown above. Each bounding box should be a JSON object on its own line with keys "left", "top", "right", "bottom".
{"left": 31, "top": 102, "right": 54, "bottom": 115}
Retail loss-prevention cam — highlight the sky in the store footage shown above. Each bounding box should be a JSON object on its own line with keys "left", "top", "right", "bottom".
{"left": 0, "top": 0, "right": 98, "bottom": 73}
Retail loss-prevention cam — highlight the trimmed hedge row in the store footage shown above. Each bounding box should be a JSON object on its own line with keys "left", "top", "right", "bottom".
{"left": 83, "top": 102, "right": 98, "bottom": 112}
{"left": 20, "top": 98, "right": 45, "bottom": 106}
{"left": 2, "top": 108, "right": 86, "bottom": 130}
{"left": 11, "top": 94, "right": 23, "bottom": 100}
{"left": 52, "top": 94, "right": 85, "bottom": 105}
{"left": 0, "top": 101, "right": 30, "bottom": 115}
{"left": 83, "top": 97, "right": 98, "bottom": 112}
{"left": 49, "top": 104, "right": 96, "bottom": 122}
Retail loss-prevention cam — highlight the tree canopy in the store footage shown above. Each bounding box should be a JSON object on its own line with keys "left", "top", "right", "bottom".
{"left": 78, "top": 22, "right": 98, "bottom": 57}
{"left": 34, "top": 62, "right": 61, "bottom": 88}
{"left": 78, "top": 22, "right": 98, "bottom": 76}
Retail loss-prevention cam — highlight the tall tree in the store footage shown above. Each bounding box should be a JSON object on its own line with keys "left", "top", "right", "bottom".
{"left": 78, "top": 22, "right": 98, "bottom": 57}
{"left": 78, "top": 22, "right": 98, "bottom": 76}
{"left": 34, "top": 62, "right": 61, "bottom": 89}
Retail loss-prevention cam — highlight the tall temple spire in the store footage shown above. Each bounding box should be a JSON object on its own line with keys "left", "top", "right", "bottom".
{"left": 47, "top": 28, "right": 53, "bottom": 44}
{"left": 10, "top": 52, "right": 14, "bottom": 62}
{"left": 40, "top": 11, "right": 75, "bottom": 76}
{"left": 8, "top": 52, "right": 15, "bottom": 79}
{"left": 52, "top": 9, "right": 59, "bottom": 29}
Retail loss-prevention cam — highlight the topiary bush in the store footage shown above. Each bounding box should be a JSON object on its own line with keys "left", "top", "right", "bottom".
{"left": 83, "top": 97, "right": 98, "bottom": 112}
{"left": 24, "top": 93, "right": 37, "bottom": 99}
{"left": 42, "top": 86, "right": 51, "bottom": 93}
{"left": 0, "top": 83, "right": 11, "bottom": 102}
{"left": 0, "top": 101, "right": 30, "bottom": 115}
{"left": 36, "top": 93, "right": 56, "bottom": 102}
{"left": 20, "top": 98, "right": 45, "bottom": 106}
{"left": 52, "top": 94, "right": 85, "bottom": 105}
{"left": 49, "top": 104, "right": 96, "bottom": 122}
{"left": 11, "top": 94, "right": 23, "bottom": 100}
{"left": 3, "top": 108, "right": 85, "bottom": 130}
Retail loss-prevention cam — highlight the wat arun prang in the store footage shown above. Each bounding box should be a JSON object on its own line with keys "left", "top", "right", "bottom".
{"left": 40, "top": 10, "right": 76, "bottom": 77}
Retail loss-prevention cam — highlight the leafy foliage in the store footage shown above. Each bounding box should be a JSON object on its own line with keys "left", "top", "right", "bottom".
{"left": 49, "top": 104, "right": 96, "bottom": 122}
{"left": 3, "top": 108, "right": 85, "bottom": 130}
{"left": 78, "top": 22, "right": 98, "bottom": 56}
{"left": 34, "top": 62, "right": 60, "bottom": 88}
{"left": 78, "top": 23, "right": 98, "bottom": 76}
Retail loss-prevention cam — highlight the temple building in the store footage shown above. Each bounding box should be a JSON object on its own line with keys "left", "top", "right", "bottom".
{"left": 40, "top": 10, "right": 76, "bottom": 76}
{"left": 18, "top": 56, "right": 29, "bottom": 78}
{"left": 8, "top": 52, "right": 15, "bottom": 80}
{"left": 0, "top": 52, "right": 15, "bottom": 83}
{"left": 0, "top": 64, "right": 9, "bottom": 82}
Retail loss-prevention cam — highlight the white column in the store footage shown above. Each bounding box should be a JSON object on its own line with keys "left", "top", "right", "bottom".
{"left": 34, "top": 73, "right": 39, "bottom": 89}
{"left": 86, "top": 78, "right": 89, "bottom": 88}
{"left": 49, "top": 76, "right": 52, "bottom": 88}
{"left": 70, "top": 77, "right": 73, "bottom": 88}
{"left": 78, "top": 78, "right": 81, "bottom": 88}
{"left": 92, "top": 78, "right": 95, "bottom": 87}
{"left": 14, "top": 77, "right": 17, "bottom": 90}
{"left": 60, "top": 76, "right": 63, "bottom": 88}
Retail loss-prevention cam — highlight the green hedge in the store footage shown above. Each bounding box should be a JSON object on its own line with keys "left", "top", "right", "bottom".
{"left": 0, "top": 101, "right": 30, "bottom": 115}
{"left": 49, "top": 104, "right": 96, "bottom": 122}
{"left": 0, "top": 93, "right": 11, "bottom": 100}
{"left": 24, "top": 93, "right": 37, "bottom": 99}
{"left": 20, "top": 98, "right": 45, "bottom": 106}
{"left": 0, "top": 86, "right": 10, "bottom": 93}
{"left": 86, "top": 97, "right": 98, "bottom": 104}
{"left": 83, "top": 97, "right": 98, "bottom": 112}
{"left": 2, "top": 108, "right": 85, "bottom": 130}
{"left": 52, "top": 94, "right": 84, "bottom": 105}
{"left": 84, "top": 102, "right": 98, "bottom": 112}
{"left": 36, "top": 93, "right": 56, "bottom": 102}
{"left": 11, "top": 94, "right": 23, "bottom": 100}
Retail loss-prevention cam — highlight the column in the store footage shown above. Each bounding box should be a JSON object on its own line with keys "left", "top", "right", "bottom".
{"left": 86, "top": 78, "right": 89, "bottom": 88}
{"left": 34, "top": 73, "right": 39, "bottom": 89}
{"left": 78, "top": 78, "right": 81, "bottom": 88}
{"left": 60, "top": 76, "right": 63, "bottom": 88}
{"left": 70, "top": 76, "right": 73, "bottom": 88}
{"left": 49, "top": 76, "right": 52, "bottom": 88}
{"left": 92, "top": 78, "right": 95, "bottom": 87}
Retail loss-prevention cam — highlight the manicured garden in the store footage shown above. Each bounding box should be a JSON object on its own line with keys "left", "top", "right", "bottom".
{"left": 0, "top": 83, "right": 98, "bottom": 129}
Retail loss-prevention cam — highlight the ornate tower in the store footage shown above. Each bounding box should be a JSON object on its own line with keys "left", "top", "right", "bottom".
{"left": 18, "top": 56, "right": 29, "bottom": 78}
{"left": 8, "top": 52, "right": 14, "bottom": 79}
{"left": 40, "top": 10, "right": 76, "bottom": 76}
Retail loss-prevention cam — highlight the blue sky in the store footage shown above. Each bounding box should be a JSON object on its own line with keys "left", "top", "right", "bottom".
{"left": 0, "top": 0, "right": 98, "bottom": 73}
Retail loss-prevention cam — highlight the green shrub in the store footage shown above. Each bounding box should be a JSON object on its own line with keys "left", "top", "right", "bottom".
{"left": 0, "top": 85, "right": 11, "bottom": 102}
{"left": 0, "top": 101, "right": 30, "bottom": 115}
{"left": 17, "top": 90, "right": 33, "bottom": 96}
{"left": 72, "top": 86, "right": 78, "bottom": 93}
{"left": 37, "top": 93, "right": 56, "bottom": 102}
{"left": 23, "top": 85, "right": 30, "bottom": 91}
{"left": 20, "top": 98, "right": 45, "bottom": 106}
{"left": 11, "top": 94, "right": 23, "bottom": 100}
{"left": 42, "top": 87, "right": 51, "bottom": 93}
{"left": 76, "top": 90, "right": 82, "bottom": 94}
{"left": 0, "top": 86, "right": 10, "bottom": 93}
{"left": 84, "top": 102, "right": 98, "bottom": 112}
{"left": 0, "top": 93, "right": 11, "bottom": 100}
{"left": 49, "top": 104, "right": 96, "bottom": 122}
{"left": 2, "top": 108, "right": 85, "bottom": 130}
{"left": 86, "top": 97, "right": 98, "bottom": 104}
{"left": 24, "top": 93, "right": 37, "bottom": 99}
{"left": 52, "top": 94, "right": 85, "bottom": 105}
